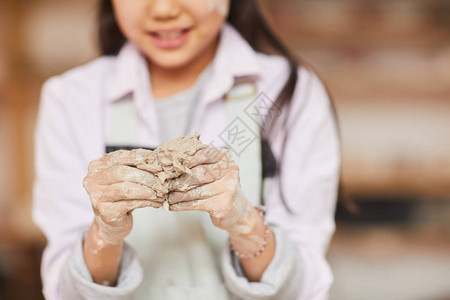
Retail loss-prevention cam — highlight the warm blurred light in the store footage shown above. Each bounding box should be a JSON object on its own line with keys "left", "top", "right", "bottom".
{"left": 22, "top": 1, "right": 98, "bottom": 77}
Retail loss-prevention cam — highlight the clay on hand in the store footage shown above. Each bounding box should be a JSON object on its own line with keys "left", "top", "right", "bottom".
{"left": 134, "top": 132, "right": 210, "bottom": 208}
{"left": 83, "top": 132, "right": 253, "bottom": 244}
{"left": 83, "top": 132, "right": 212, "bottom": 244}
{"left": 83, "top": 148, "right": 166, "bottom": 245}
{"left": 167, "top": 141, "right": 254, "bottom": 235}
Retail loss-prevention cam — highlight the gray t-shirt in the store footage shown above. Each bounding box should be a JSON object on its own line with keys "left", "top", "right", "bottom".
{"left": 153, "top": 63, "right": 213, "bottom": 143}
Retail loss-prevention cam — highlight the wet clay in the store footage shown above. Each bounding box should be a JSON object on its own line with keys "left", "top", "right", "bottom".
{"left": 135, "top": 132, "right": 208, "bottom": 209}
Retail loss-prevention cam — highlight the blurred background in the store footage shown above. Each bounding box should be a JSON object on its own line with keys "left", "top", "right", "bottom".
{"left": 0, "top": 0, "right": 449, "bottom": 299}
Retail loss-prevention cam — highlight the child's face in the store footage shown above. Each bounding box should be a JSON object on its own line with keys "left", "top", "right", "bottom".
{"left": 112, "top": 0, "right": 230, "bottom": 69}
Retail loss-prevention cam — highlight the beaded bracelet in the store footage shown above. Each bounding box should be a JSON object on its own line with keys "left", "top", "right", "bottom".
{"left": 230, "top": 206, "right": 270, "bottom": 259}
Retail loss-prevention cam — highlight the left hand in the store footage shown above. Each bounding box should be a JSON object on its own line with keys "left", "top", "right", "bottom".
{"left": 167, "top": 146, "right": 254, "bottom": 234}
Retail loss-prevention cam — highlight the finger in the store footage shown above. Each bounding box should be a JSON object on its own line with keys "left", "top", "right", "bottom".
{"left": 92, "top": 165, "right": 167, "bottom": 193}
{"left": 167, "top": 176, "right": 202, "bottom": 193}
{"left": 89, "top": 148, "right": 157, "bottom": 174}
{"left": 115, "top": 199, "right": 163, "bottom": 211}
{"left": 136, "top": 163, "right": 163, "bottom": 174}
{"left": 182, "top": 146, "right": 230, "bottom": 168}
{"left": 169, "top": 199, "right": 209, "bottom": 212}
{"left": 97, "top": 199, "right": 162, "bottom": 222}
{"left": 97, "top": 181, "right": 164, "bottom": 202}
{"left": 167, "top": 182, "right": 221, "bottom": 204}
{"left": 169, "top": 159, "right": 233, "bottom": 191}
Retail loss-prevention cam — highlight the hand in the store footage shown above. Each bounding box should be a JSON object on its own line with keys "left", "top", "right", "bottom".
{"left": 83, "top": 149, "right": 165, "bottom": 244}
{"left": 167, "top": 145, "right": 275, "bottom": 284}
{"left": 167, "top": 146, "right": 254, "bottom": 235}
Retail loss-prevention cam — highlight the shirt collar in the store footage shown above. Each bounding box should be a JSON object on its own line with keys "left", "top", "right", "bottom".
{"left": 106, "top": 21, "right": 263, "bottom": 103}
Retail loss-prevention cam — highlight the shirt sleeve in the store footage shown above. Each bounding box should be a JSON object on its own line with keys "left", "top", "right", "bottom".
{"left": 32, "top": 77, "right": 143, "bottom": 300}
{"left": 220, "top": 66, "right": 341, "bottom": 299}
{"left": 59, "top": 229, "right": 143, "bottom": 300}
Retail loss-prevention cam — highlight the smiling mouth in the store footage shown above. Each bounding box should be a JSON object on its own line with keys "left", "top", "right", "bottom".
{"left": 149, "top": 28, "right": 192, "bottom": 39}
{"left": 147, "top": 27, "right": 193, "bottom": 49}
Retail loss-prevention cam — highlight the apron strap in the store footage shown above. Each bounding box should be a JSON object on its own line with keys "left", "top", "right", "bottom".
{"left": 223, "top": 80, "right": 262, "bottom": 207}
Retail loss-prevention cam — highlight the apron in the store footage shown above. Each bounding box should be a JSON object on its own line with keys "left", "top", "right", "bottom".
{"left": 106, "top": 79, "right": 274, "bottom": 299}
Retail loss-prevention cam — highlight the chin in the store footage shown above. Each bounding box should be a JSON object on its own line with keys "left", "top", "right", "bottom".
{"left": 150, "top": 57, "right": 191, "bottom": 70}
{"left": 146, "top": 51, "right": 196, "bottom": 70}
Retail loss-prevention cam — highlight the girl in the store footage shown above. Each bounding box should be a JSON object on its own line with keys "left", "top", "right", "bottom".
{"left": 32, "top": 0, "right": 342, "bottom": 299}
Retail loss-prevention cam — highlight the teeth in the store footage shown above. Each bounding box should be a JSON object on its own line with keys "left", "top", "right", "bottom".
{"left": 156, "top": 31, "right": 183, "bottom": 39}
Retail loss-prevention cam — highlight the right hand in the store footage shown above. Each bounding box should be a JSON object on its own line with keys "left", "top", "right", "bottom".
{"left": 83, "top": 149, "right": 165, "bottom": 245}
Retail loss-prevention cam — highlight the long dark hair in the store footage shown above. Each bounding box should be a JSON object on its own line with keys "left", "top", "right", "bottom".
{"left": 97, "top": 0, "right": 351, "bottom": 214}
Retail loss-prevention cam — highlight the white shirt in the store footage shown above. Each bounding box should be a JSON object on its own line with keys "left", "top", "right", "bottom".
{"left": 32, "top": 22, "right": 341, "bottom": 299}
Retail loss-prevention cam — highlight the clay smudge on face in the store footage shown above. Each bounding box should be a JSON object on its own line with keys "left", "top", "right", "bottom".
{"left": 207, "top": 0, "right": 229, "bottom": 16}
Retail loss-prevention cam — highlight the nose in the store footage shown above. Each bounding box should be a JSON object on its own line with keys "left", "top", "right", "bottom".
{"left": 148, "top": 0, "right": 181, "bottom": 20}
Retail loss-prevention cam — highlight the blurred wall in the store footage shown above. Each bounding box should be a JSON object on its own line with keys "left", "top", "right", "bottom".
{"left": 0, "top": 1, "right": 98, "bottom": 298}
{"left": 268, "top": 0, "right": 450, "bottom": 200}
{"left": 266, "top": 1, "right": 450, "bottom": 299}
{"left": 0, "top": 0, "right": 98, "bottom": 243}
